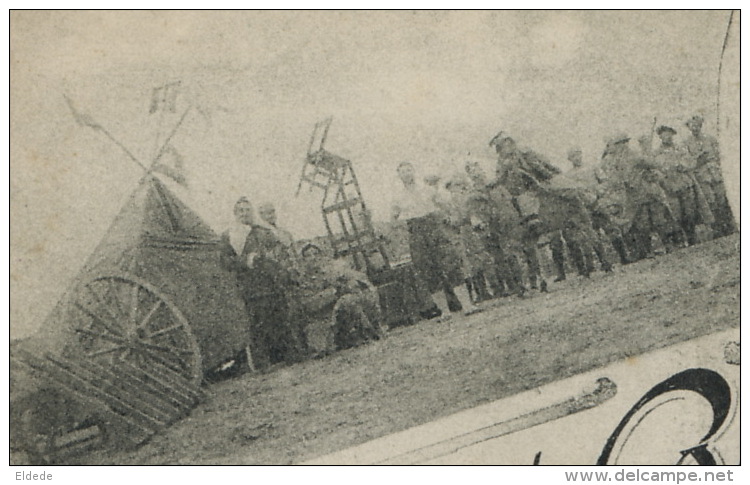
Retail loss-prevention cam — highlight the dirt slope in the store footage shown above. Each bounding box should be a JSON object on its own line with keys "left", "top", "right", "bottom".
{"left": 87, "top": 234, "right": 740, "bottom": 465}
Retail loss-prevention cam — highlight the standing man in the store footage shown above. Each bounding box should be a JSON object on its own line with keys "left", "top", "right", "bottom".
{"left": 392, "top": 162, "right": 469, "bottom": 317}
{"left": 258, "top": 202, "right": 299, "bottom": 268}
{"left": 444, "top": 171, "right": 494, "bottom": 303}
{"left": 490, "top": 133, "right": 555, "bottom": 291}
{"left": 549, "top": 147, "right": 613, "bottom": 281}
{"left": 257, "top": 201, "right": 309, "bottom": 357}
{"left": 653, "top": 125, "right": 712, "bottom": 246}
{"left": 220, "top": 197, "right": 296, "bottom": 372}
{"left": 682, "top": 115, "right": 735, "bottom": 238}
{"left": 465, "top": 158, "right": 528, "bottom": 296}
{"left": 604, "top": 135, "right": 679, "bottom": 260}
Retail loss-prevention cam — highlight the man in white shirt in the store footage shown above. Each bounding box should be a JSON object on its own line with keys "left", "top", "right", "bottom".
{"left": 392, "top": 162, "right": 474, "bottom": 318}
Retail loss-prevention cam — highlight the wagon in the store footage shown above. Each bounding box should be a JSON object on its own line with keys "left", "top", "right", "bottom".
{"left": 10, "top": 174, "right": 253, "bottom": 464}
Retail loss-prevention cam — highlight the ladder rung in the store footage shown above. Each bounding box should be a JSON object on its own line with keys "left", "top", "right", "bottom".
{"left": 322, "top": 198, "right": 362, "bottom": 214}
{"left": 302, "top": 177, "right": 328, "bottom": 189}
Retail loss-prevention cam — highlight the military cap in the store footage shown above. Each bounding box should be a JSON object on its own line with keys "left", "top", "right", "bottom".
{"left": 686, "top": 115, "right": 704, "bottom": 127}
{"left": 656, "top": 125, "right": 676, "bottom": 135}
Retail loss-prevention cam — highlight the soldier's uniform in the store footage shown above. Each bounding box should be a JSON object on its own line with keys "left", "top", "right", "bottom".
{"left": 625, "top": 154, "right": 682, "bottom": 260}
{"left": 294, "top": 252, "right": 384, "bottom": 353}
{"left": 683, "top": 119, "right": 735, "bottom": 238}
{"left": 549, "top": 165, "right": 614, "bottom": 280}
{"left": 600, "top": 135, "right": 681, "bottom": 262}
{"left": 653, "top": 136, "right": 713, "bottom": 246}
{"left": 465, "top": 172, "right": 528, "bottom": 296}
{"left": 493, "top": 138, "right": 563, "bottom": 291}
{"left": 445, "top": 172, "right": 495, "bottom": 302}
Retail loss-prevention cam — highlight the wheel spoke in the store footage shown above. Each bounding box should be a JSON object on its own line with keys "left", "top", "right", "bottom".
{"left": 137, "top": 300, "right": 163, "bottom": 329}
{"left": 73, "top": 303, "right": 125, "bottom": 339}
{"left": 73, "top": 327, "right": 126, "bottom": 343}
{"left": 87, "top": 345, "right": 126, "bottom": 357}
{"left": 128, "top": 283, "right": 140, "bottom": 326}
{"left": 146, "top": 323, "right": 184, "bottom": 339}
{"left": 105, "top": 278, "right": 127, "bottom": 321}
{"left": 84, "top": 287, "right": 125, "bottom": 335}
{"left": 137, "top": 341, "right": 193, "bottom": 356}
{"left": 71, "top": 276, "right": 201, "bottom": 384}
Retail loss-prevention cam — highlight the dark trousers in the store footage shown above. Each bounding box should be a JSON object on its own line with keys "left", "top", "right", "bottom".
{"left": 407, "top": 214, "right": 462, "bottom": 313}
{"left": 628, "top": 202, "right": 682, "bottom": 261}
{"left": 244, "top": 292, "right": 296, "bottom": 370}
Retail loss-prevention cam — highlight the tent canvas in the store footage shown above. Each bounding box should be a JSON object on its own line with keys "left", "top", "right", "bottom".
{"left": 24, "top": 173, "right": 252, "bottom": 375}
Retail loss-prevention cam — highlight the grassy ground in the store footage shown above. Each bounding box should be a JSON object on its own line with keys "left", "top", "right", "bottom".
{"left": 87, "top": 234, "right": 739, "bottom": 465}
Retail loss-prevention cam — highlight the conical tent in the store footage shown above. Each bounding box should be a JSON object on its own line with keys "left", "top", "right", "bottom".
{"left": 24, "top": 173, "right": 251, "bottom": 381}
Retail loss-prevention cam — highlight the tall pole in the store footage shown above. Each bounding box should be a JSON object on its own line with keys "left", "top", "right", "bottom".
{"left": 716, "top": 10, "right": 735, "bottom": 136}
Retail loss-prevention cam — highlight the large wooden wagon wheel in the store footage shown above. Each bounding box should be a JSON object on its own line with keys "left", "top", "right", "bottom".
{"left": 68, "top": 275, "right": 202, "bottom": 384}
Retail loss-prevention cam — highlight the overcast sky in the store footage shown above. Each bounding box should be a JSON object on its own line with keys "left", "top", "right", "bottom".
{"left": 10, "top": 11, "right": 737, "bottom": 338}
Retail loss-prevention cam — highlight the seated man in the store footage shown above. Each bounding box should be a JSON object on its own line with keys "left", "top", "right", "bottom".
{"left": 295, "top": 244, "right": 384, "bottom": 353}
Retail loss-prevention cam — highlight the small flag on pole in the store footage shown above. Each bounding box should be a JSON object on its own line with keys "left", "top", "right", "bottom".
{"left": 149, "top": 81, "right": 181, "bottom": 114}
{"left": 152, "top": 144, "right": 188, "bottom": 187}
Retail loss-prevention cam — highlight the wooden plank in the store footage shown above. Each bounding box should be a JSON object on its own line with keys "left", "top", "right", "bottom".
{"left": 118, "top": 360, "right": 202, "bottom": 406}
{"left": 109, "top": 361, "right": 197, "bottom": 410}
{"left": 35, "top": 355, "right": 168, "bottom": 430}
{"left": 11, "top": 354, "right": 154, "bottom": 445}
{"left": 58, "top": 357, "right": 182, "bottom": 423}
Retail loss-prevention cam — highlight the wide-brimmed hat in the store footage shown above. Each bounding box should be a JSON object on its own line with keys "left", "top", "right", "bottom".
{"left": 445, "top": 172, "right": 470, "bottom": 189}
{"left": 656, "top": 125, "right": 677, "bottom": 135}
{"left": 607, "top": 133, "right": 630, "bottom": 146}
{"left": 489, "top": 131, "right": 514, "bottom": 147}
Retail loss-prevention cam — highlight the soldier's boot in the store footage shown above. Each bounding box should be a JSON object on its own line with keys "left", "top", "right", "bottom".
{"left": 539, "top": 279, "right": 548, "bottom": 293}
{"left": 628, "top": 228, "right": 651, "bottom": 262}
{"left": 494, "top": 278, "right": 510, "bottom": 297}
{"left": 664, "top": 230, "right": 684, "bottom": 253}
{"left": 507, "top": 256, "right": 527, "bottom": 297}
{"left": 593, "top": 240, "right": 613, "bottom": 272}
{"left": 444, "top": 285, "right": 463, "bottom": 313}
{"left": 473, "top": 271, "right": 492, "bottom": 302}
{"left": 582, "top": 243, "right": 596, "bottom": 276}
{"left": 487, "top": 271, "right": 503, "bottom": 297}
{"left": 612, "top": 236, "right": 630, "bottom": 265}
{"left": 567, "top": 242, "right": 590, "bottom": 278}
{"left": 464, "top": 278, "right": 476, "bottom": 304}
{"left": 550, "top": 234, "right": 566, "bottom": 282}
{"left": 523, "top": 245, "right": 542, "bottom": 290}
{"left": 683, "top": 223, "right": 698, "bottom": 246}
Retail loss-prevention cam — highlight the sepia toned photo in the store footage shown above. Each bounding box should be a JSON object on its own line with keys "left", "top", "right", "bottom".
{"left": 9, "top": 10, "right": 740, "bottom": 467}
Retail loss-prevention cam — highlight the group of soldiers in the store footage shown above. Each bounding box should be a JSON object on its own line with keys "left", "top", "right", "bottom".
{"left": 217, "top": 113, "right": 735, "bottom": 374}
{"left": 391, "top": 114, "right": 735, "bottom": 319}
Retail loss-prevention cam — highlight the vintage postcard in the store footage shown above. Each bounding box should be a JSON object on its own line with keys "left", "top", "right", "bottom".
{"left": 9, "top": 10, "right": 740, "bottom": 469}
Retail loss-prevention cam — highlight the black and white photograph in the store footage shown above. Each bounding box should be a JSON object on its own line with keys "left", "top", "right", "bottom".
{"left": 8, "top": 10, "right": 740, "bottom": 469}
